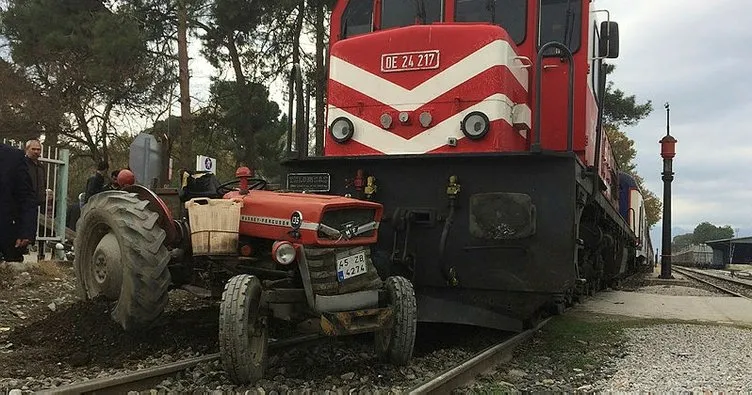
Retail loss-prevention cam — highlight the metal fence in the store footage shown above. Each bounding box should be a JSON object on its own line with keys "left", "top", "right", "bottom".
{"left": 2, "top": 138, "right": 70, "bottom": 250}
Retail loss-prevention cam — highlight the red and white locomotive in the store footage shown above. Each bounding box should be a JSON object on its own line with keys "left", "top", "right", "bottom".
{"left": 284, "top": 0, "right": 640, "bottom": 331}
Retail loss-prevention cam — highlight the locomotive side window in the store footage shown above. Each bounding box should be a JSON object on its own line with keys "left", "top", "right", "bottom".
{"left": 455, "top": 0, "right": 527, "bottom": 44}
{"left": 381, "top": 0, "right": 443, "bottom": 30}
{"left": 538, "top": 0, "right": 582, "bottom": 53}
{"left": 342, "top": 0, "right": 374, "bottom": 38}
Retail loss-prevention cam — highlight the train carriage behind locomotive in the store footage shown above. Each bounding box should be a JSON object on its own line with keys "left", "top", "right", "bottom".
{"left": 283, "top": 0, "right": 643, "bottom": 331}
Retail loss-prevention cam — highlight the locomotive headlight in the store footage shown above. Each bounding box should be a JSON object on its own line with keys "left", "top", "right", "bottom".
{"left": 330, "top": 117, "right": 354, "bottom": 143}
{"left": 272, "top": 241, "right": 297, "bottom": 265}
{"left": 419, "top": 111, "right": 432, "bottom": 127}
{"left": 461, "top": 111, "right": 490, "bottom": 140}
{"left": 380, "top": 113, "right": 393, "bottom": 129}
{"left": 398, "top": 111, "right": 409, "bottom": 123}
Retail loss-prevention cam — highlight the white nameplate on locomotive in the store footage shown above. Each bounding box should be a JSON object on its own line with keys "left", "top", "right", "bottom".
{"left": 381, "top": 50, "right": 440, "bottom": 73}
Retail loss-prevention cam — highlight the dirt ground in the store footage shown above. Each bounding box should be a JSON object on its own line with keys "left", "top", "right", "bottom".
{"left": 0, "top": 261, "right": 220, "bottom": 379}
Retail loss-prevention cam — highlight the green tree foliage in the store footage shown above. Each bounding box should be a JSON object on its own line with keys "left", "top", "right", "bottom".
{"left": 192, "top": 80, "right": 286, "bottom": 182}
{"left": 0, "top": 58, "right": 64, "bottom": 142}
{"left": 672, "top": 223, "right": 735, "bottom": 251}
{"left": 605, "top": 126, "right": 637, "bottom": 174}
{"left": 0, "top": 0, "right": 175, "bottom": 162}
{"left": 693, "top": 222, "right": 734, "bottom": 244}
{"left": 602, "top": 65, "right": 661, "bottom": 228}
{"left": 196, "top": 0, "right": 335, "bottom": 159}
{"left": 672, "top": 232, "right": 694, "bottom": 251}
{"left": 603, "top": 64, "right": 653, "bottom": 130}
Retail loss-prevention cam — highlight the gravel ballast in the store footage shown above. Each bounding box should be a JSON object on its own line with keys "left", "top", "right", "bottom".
{"left": 594, "top": 324, "right": 752, "bottom": 392}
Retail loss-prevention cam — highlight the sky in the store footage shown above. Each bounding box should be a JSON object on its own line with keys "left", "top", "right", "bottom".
{"left": 148, "top": 0, "right": 752, "bottom": 248}
{"left": 594, "top": 0, "right": 752, "bottom": 248}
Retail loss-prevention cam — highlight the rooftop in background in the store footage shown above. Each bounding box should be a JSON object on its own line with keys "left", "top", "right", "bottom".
{"left": 706, "top": 236, "right": 752, "bottom": 246}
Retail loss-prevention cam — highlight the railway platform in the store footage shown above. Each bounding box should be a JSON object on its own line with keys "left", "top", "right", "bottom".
{"left": 571, "top": 263, "right": 752, "bottom": 325}
{"left": 641, "top": 266, "right": 692, "bottom": 286}
{"left": 575, "top": 289, "right": 752, "bottom": 326}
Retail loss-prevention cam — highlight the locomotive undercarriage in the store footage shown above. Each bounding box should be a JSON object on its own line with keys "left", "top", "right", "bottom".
{"left": 283, "top": 152, "right": 639, "bottom": 332}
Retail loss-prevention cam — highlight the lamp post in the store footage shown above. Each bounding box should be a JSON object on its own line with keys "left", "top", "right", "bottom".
{"left": 659, "top": 103, "right": 677, "bottom": 279}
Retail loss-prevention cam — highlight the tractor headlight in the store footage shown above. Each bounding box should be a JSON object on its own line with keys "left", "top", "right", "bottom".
{"left": 272, "top": 241, "right": 297, "bottom": 265}
{"left": 461, "top": 111, "right": 490, "bottom": 140}
{"left": 330, "top": 117, "right": 354, "bottom": 143}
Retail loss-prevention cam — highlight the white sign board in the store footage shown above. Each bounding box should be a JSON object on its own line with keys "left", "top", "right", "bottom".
{"left": 196, "top": 155, "right": 217, "bottom": 174}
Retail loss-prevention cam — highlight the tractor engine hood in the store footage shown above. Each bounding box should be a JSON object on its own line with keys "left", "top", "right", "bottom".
{"left": 225, "top": 190, "right": 384, "bottom": 247}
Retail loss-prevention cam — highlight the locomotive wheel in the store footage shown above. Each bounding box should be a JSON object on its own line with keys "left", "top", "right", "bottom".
{"left": 375, "top": 276, "right": 417, "bottom": 365}
{"left": 74, "top": 191, "right": 171, "bottom": 331}
{"left": 219, "top": 274, "right": 269, "bottom": 384}
{"left": 91, "top": 233, "right": 123, "bottom": 300}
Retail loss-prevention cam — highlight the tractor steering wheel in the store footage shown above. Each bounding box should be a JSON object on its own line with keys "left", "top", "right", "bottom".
{"left": 216, "top": 177, "right": 268, "bottom": 195}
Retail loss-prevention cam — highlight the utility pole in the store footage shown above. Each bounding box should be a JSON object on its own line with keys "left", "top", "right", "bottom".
{"left": 177, "top": 0, "right": 194, "bottom": 174}
{"left": 659, "top": 103, "right": 677, "bottom": 279}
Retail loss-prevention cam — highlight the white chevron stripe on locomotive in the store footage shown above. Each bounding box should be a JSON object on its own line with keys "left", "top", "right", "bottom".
{"left": 328, "top": 93, "right": 530, "bottom": 154}
{"left": 329, "top": 40, "right": 529, "bottom": 112}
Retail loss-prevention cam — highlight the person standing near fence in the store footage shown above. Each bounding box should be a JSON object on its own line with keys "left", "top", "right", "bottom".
{"left": 25, "top": 139, "right": 46, "bottom": 260}
{"left": 0, "top": 143, "right": 38, "bottom": 263}
{"left": 84, "top": 161, "right": 108, "bottom": 204}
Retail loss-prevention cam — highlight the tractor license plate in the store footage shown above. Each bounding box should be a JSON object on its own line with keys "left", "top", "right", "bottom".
{"left": 336, "top": 251, "right": 368, "bottom": 282}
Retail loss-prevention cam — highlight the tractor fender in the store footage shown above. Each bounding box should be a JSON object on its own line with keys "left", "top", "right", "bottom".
{"left": 123, "top": 184, "right": 179, "bottom": 246}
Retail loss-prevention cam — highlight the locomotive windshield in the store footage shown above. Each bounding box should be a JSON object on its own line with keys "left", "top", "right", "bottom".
{"left": 539, "top": 0, "right": 582, "bottom": 52}
{"left": 342, "top": 0, "right": 374, "bottom": 38}
{"left": 455, "top": 0, "right": 527, "bottom": 44}
{"left": 382, "top": 0, "right": 442, "bottom": 29}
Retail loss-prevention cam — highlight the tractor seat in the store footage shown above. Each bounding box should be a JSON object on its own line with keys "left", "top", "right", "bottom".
{"left": 178, "top": 170, "right": 223, "bottom": 203}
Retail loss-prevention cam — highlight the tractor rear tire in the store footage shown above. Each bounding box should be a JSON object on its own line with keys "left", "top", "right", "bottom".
{"left": 92, "top": 233, "right": 124, "bottom": 300}
{"left": 219, "top": 274, "right": 269, "bottom": 384}
{"left": 375, "top": 276, "right": 417, "bottom": 365}
{"left": 74, "top": 191, "right": 171, "bottom": 331}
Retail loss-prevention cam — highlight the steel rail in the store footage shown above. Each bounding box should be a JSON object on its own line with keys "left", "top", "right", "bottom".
{"left": 673, "top": 267, "right": 750, "bottom": 299}
{"left": 678, "top": 267, "right": 752, "bottom": 287}
{"left": 408, "top": 317, "right": 553, "bottom": 394}
{"left": 36, "top": 334, "right": 324, "bottom": 395}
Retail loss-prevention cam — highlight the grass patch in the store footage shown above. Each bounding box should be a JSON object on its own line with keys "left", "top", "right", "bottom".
{"left": 27, "top": 260, "right": 67, "bottom": 279}
{"left": 533, "top": 313, "right": 627, "bottom": 371}
{"left": 0, "top": 263, "right": 16, "bottom": 288}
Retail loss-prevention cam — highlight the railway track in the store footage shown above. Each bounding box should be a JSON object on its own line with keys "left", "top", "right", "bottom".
{"left": 35, "top": 334, "right": 324, "bottom": 395}
{"left": 35, "top": 317, "right": 554, "bottom": 394}
{"left": 408, "top": 317, "right": 551, "bottom": 394}
{"left": 673, "top": 267, "right": 752, "bottom": 299}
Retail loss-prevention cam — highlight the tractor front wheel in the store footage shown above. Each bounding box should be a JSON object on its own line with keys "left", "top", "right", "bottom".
{"left": 219, "top": 274, "right": 269, "bottom": 384}
{"left": 375, "top": 276, "right": 417, "bottom": 365}
{"left": 74, "top": 191, "right": 171, "bottom": 331}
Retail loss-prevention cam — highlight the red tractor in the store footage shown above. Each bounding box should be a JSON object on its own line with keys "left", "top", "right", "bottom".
{"left": 73, "top": 168, "right": 417, "bottom": 383}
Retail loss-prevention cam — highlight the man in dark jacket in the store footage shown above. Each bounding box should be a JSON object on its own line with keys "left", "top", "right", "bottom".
{"left": 0, "top": 143, "right": 38, "bottom": 262}
{"left": 84, "top": 161, "right": 108, "bottom": 204}
{"left": 24, "top": 139, "right": 46, "bottom": 206}
{"left": 25, "top": 139, "right": 46, "bottom": 260}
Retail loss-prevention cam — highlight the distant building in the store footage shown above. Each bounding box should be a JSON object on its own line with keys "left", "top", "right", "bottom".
{"left": 705, "top": 236, "right": 752, "bottom": 266}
